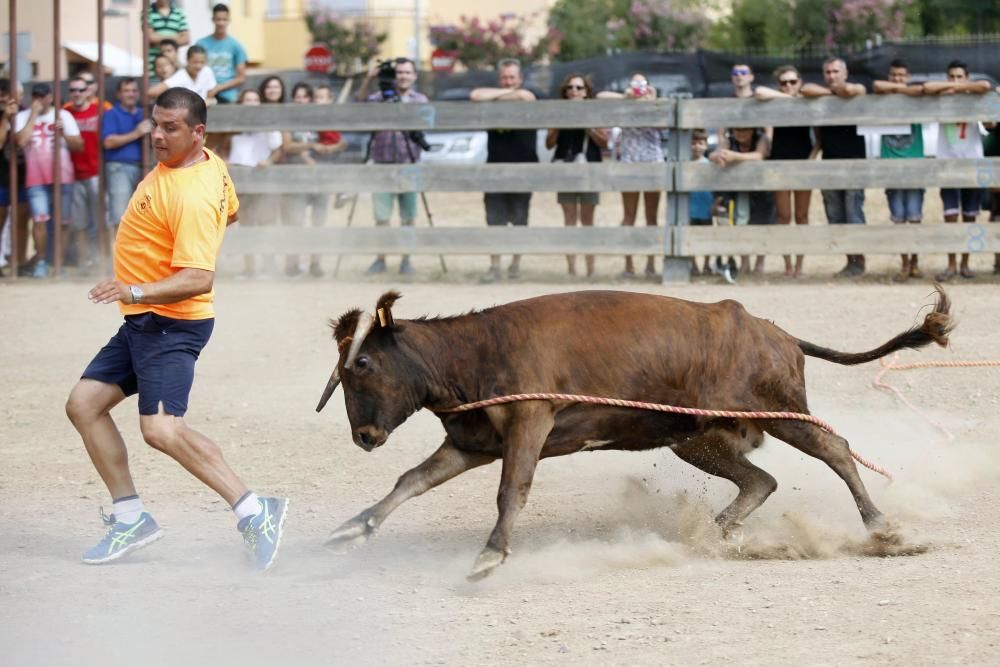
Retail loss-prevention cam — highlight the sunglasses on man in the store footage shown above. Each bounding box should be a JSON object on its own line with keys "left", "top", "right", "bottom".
{"left": 731, "top": 67, "right": 751, "bottom": 76}
{"left": 778, "top": 78, "right": 799, "bottom": 86}
{"left": 69, "top": 87, "right": 88, "bottom": 93}
{"left": 566, "top": 85, "right": 586, "bottom": 91}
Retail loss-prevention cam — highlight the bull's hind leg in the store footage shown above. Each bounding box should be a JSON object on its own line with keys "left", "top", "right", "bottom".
{"left": 671, "top": 430, "right": 778, "bottom": 535}
{"left": 327, "top": 438, "right": 495, "bottom": 549}
{"left": 763, "top": 421, "right": 884, "bottom": 529}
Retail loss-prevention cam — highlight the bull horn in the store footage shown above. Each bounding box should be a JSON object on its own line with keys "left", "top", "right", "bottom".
{"left": 345, "top": 311, "right": 375, "bottom": 369}
{"left": 315, "top": 366, "right": 340, "bottom": 413}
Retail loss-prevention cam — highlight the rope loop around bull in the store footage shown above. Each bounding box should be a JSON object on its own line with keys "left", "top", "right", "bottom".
{"left": 435, "top": 392, "right": 892, "bottom": 481}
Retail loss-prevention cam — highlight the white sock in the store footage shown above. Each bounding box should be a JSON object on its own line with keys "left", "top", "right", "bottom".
{"left": 233, "top": 492, "right": 262, "bottom": 523}
{"left": 112, "top": 495, "right": 146, "bottom": 525}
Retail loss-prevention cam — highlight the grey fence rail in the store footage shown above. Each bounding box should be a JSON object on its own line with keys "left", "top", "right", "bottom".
{"left": 208, "top": 95, "right": 1000, "bottom": 279}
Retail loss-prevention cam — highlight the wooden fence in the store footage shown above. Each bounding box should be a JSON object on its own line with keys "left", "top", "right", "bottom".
{"left": 209, "top": 94, "right": 1000, "bottom": 279}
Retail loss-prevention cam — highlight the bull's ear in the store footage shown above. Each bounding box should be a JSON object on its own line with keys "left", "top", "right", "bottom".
{"left": 333, "top": 308, "right": 362, "bottom": 343}
{"left": 375, "top": 290, "right": 401, "bottom": 329}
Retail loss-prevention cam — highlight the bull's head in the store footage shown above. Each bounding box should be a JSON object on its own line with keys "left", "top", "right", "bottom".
{"left": 316, "top": 291, "right": 424, "bottom": 451}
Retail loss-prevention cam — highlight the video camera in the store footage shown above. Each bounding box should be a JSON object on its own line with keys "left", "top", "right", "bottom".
{"left": 373, "top": 58, "right": 431, "bottom": 152}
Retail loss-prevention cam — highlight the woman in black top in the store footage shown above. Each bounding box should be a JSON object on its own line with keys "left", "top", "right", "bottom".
{"left": 546, "top": 73, "right": 608, "bottom": 277}
{"left": 756, "top": 65, "right": 818, "bottom": 278}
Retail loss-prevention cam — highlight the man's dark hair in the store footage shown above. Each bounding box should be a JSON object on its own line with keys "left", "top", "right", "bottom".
{"left": 212, "top": 3, "right": 229, "bottom": 14}
{"left": 394, "top": 57, "right": 415, "bottom": 69}
{"left": 947, "top": 59, "right": 968, "bottom": 75}
{"left": 692, "top": 129, "right": 708, "bottom": 142}
{"left": 155, "top": 87, "right": 208, "bottom": 127}
{"left": 160, "top": 38, "right": 179, "bottom": 51}
{"left": 116, "top": 77, "right": 138, "bottom": 92}
{"left": 823, "top": 56, "right": 846, "bottom": 67}
{"left": 889, "top": 59, "right": 908, "bottom": 71}
{"left": 187, "top": 45, "right": 207, "bottom": 59}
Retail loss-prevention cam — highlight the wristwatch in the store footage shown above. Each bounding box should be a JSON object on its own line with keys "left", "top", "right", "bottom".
{"left": 129, "top": 284, "right": 144, "bottom": 305}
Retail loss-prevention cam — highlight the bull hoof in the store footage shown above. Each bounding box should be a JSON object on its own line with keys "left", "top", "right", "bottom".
{"left": 466, "top": 546, "right": 509, "bottom": 582}
{"left": 325, "top": 514, "right": 377, "bottom": 553}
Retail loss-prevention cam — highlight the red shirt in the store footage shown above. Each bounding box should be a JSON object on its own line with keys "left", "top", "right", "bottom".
{"left": 64, "top": 101, "right": 100, "bottom": 179}
{"left": 318, "top": 130, "right": 342, "bottom": 145}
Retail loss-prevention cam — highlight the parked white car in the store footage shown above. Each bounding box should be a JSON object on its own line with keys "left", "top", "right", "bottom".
{"left": 420, "top": 130, "right": 556, "bottom": 165}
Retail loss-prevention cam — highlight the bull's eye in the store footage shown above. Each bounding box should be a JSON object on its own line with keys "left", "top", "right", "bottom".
{"left": 355, "top": 355, "right": 371, "bottom": 370}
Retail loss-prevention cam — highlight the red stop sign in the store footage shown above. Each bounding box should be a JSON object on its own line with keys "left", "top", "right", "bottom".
{"left": 305, "top": 44, "right": 333, "bottom": 73}
{"left": 431, "top": 48, "right": 458, "bottom": 73}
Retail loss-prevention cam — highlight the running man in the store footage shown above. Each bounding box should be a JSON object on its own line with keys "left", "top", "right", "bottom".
{"left": 65, "top": 88, "right": 288, "bottom": 570}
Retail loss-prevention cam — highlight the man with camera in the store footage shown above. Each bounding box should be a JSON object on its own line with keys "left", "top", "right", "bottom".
{"left": 355, "top": 58, "right": 429, "bottom": 276}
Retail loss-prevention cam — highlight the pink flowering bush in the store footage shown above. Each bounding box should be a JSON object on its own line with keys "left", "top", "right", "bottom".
{"left": 828, "top": 0, "right": 912, "bottom": 48}
{"left": 427, "top": 13, "right": 534, "bottom": 69}
{"left": 305, "top": 11, "right": 387, "bottom": 69}
{"left": 625, "top": 0, "right": 710, "bottom": 51}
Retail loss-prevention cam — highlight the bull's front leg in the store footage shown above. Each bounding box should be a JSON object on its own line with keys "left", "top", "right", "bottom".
{"left": 327, "top": 438, "right": 494, "bottom": 551}
{"left": 468, "top": 406, "right": 554, "bottom": 580}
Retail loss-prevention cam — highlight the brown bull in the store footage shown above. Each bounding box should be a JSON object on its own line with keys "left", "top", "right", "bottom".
{"left": 317, "top": 288, "right": 952, "bottom": 579}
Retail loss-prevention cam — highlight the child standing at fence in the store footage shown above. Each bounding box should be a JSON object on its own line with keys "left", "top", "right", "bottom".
{"left": 710, "top": 127, "right": 772, "bottom": 276}
{"left": 688, "top": 129, "right": 713, "bottom": 276}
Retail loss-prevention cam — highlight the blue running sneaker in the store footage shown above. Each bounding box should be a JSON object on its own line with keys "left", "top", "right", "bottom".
{"left": 82, "top": 510, "right": 163, "bottom": 564}
{"left": 238, "top": 497, "right": 288, "bottom": 571}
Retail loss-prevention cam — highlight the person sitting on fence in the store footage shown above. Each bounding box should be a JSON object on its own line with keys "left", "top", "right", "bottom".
{"left": 149, "top": 45, "right": 218, "bottom": 104}
{"left": 597, "top": 73, "right": 664, "bottom": 280}
{"left": 157, "top": 39, "right": 180, "bottom": 73}
{"left": 802, "top": 57, "right": 868, "bottom": 279}
{"left": 196, "top": 3, "right": 248, "bottom": 105}
{"left": 227, "top": 88, "right": 283, "bottom": 279}
{"left": 103, "top": 78, "right": 151, "bottom": 243}
{"left": 688, "top": 129, "right": 713, "bottom": 277}
{"left": 873, "top": 59, "right": 927, "bottom": 283}
{"left": 356, "top": 58, "right": 428, "bottom": 277}
{"left": 710, "top": 127, "right": 773, "bottom": 277}
{"left": 755, "top": 65, "right": 817, "bottom": 278}
{"left": 14, "top": 82, "right": 84, "bottom": 278}
{"left": 924, "top": 59, "right": 994, "bottom": 281}
{"left": 281, "top": 82, "right": 330, "bottom": 278}
{"left": 546, "top": 73, "right": 608, "bottom": 278}
{"left": 145, "top": 0, "right": 189, "bottom": 72}
{"left": 471, "top": 58, "right": 539, "bottom": 284}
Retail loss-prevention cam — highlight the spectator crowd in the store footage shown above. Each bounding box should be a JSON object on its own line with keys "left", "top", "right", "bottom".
{"left": 2, "top": 29, "right": 999, "bottom": 282}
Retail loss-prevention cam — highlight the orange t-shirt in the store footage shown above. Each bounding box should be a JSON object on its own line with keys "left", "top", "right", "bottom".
{"left": 115, "top": 148, "right": 239, "bottom": 320}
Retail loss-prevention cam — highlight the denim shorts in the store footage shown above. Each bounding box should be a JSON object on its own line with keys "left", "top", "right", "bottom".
{"left": 940, "top": 188, "right": 983, "bottom": 217}
{"left": 26, "top": 183, "right": 74, "bottom": 223}
{"left": 373, "top": 192, "right": 418, "bottom": 222}
{"left": 885, "top": 188, "right": 924, "bottom": 222}
{"left": 0, "top": 185, "right": 27, "bottom": 207}
{"left": 821, "top": 189, "right": 866, "bottom": 224}
{"left": 82, "top": 312, "right": 214, "bottom": 416}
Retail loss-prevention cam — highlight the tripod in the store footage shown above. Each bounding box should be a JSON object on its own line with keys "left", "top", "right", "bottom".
{"left": 333, "top": 118, "right": 447, "bottom": 276}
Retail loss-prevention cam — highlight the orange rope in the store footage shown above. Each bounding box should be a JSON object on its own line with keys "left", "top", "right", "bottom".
{"left": 437, "top": 392, "right": 892, "bottom": 481}
{"left": 873, "top": 356, "right": 1000, "bottom": 441}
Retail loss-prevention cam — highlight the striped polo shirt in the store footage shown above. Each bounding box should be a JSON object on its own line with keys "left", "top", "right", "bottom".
{"left": 147, "top": 3, "right": 189, "bottom": 69}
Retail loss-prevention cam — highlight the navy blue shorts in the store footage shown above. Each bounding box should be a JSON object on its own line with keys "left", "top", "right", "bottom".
{"left": 82, "top": 312, "right": 214, "bottom": 416}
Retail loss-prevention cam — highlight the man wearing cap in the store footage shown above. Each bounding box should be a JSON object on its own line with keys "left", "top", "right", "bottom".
{"left": 65, "top": 87, "right": 288, "bottom": 571}
{"left": 14, "top": 82, "right": 83, "bottom": 277}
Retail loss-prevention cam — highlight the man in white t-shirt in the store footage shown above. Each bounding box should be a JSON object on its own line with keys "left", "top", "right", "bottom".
{"left": 924, "top": 59, "right": 994, "bottom": 281}
{"left": 14, "top": 82, "right": 84, "bottom": 277}
{"left": 149, "top": 45, "right": 217, "bottom": 102}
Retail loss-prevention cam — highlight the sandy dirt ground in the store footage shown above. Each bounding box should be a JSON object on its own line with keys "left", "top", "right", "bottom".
{"left": 3, "top": 192, "right": 1000, "bottom": 666}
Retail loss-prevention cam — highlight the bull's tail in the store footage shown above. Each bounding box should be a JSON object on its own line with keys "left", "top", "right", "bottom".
{"left": 797, "top": 285, "right": 953, "bottom": 366}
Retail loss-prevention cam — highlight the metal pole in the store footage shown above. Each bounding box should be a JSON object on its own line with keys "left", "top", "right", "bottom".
{"left": 52, "top": 0, "right": 63, "bottom": 278}
{"left": 96, "top": 0, "right": 108, "bottom": 261}
{"left": 8, "top": 0, "right": 18, "bottom": 279}
{"left": 141, "top": 3, "right": 150, "bottom": 174}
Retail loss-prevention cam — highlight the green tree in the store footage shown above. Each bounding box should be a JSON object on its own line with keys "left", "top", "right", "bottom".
{"left": 546, "top": 0, "right": 632, "bottom": 61}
